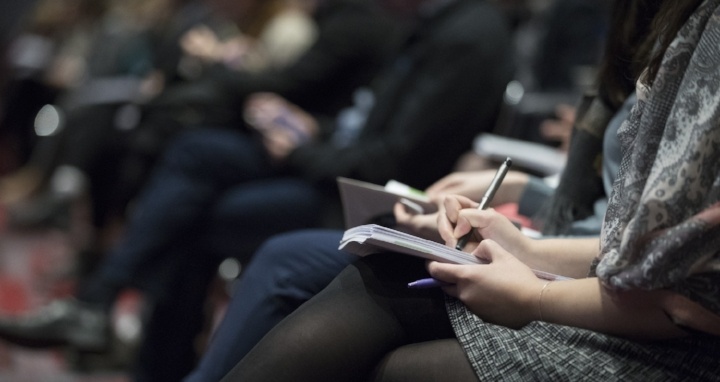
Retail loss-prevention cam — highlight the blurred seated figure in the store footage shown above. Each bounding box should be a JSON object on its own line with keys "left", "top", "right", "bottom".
{"left": 181, "top": 2, "right": 648, "bottom": 377}
{"left": 496, "top": 0, "right": 610, "bottom": 146}
{"left": 0, "top": 0, "right": 173, "bottom": 217}
{"left": 449, "top": 0, "right": 611, "bottom": 202}
{"left": 220, "top": 2, "right": 720, "bottom": 381}
{"left": 0, "top": 0, "right": 377, "bottom": 252}
{"left": 0, "top": 0, "right": 39, "bottom": 170}
{"left": 0, "top": 1, "right": 516, "bottom": 381}
{"left": 180, "top": 0, "right": 318, "bottom": 73}
{"left": 0, "top": 0, "right": 111, "bottom": 172}
{"left": 182, "top": 89, "right": 632, "bottom": 381}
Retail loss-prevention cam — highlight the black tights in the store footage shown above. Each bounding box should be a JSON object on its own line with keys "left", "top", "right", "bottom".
{"left": 222, "top": 254, "right": 478, "bottom": 382}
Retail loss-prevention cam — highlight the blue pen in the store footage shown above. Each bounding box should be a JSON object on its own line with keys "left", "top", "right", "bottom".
{"left": 407, "top": 278, "right": 452, "bottom": 288}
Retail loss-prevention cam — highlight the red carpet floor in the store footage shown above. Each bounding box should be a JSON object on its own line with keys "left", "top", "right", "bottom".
{"left": 0, "top": 206, "right": 134, "bottom": 381}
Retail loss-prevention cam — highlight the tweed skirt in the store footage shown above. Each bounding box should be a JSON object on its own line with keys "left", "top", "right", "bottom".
{"left": 446, "top": 298, "right": 720, "bottom": 381}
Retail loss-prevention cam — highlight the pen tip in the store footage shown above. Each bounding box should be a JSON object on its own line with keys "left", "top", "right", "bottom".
{"left": 505, "top": 157, "right": 512, "bottom": 167}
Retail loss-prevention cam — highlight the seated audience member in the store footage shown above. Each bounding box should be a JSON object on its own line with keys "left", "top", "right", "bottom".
{"left": 0, "top": 0, "right": 515, "bottom": 381}
{"left": 183, "top": 3, "right": 644, "bottom": 375}
{"left": 0, "top": 0, "right": 322, "bottom": 235}
{"left": 217, "top": 1, "right": 720, "bottom": 380}
{"left": 180, "top": 0, "right": 318, "bottom": 73}
{"left": 0, "top": 0, "right": 39, "bottom": 158}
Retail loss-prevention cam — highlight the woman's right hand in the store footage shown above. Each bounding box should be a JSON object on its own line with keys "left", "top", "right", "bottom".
{"left": 437, "top": 194, "right": 532, "bottom": 258}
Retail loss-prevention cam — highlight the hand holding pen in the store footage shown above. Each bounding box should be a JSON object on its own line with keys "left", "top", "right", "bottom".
{"left": 454, "top": 157, "right": 512, "bottom": 250}
{"left": 409, "top": 158, "right": 513, "bottom": 288}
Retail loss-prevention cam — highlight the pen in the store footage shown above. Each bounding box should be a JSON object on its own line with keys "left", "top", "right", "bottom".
{"left": 407, "top": 278, "right": 452, "bottom": 288}
{"left": 409, "top": 272, "right": 570, "bottom": 289}
{"left": 455, "top": 157, "right": 512, "bottom": 250}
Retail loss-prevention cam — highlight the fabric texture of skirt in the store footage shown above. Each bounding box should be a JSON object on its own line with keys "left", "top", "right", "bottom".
{"left": 447, "top": 298, "right": 720, "bottom": 381}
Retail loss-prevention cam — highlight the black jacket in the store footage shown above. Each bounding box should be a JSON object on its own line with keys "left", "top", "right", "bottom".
{"left": 207, "top": 0, "right": 400, "bottom": 118}
{"left": 287, "top": 0, "right": 515, "bottom": 191}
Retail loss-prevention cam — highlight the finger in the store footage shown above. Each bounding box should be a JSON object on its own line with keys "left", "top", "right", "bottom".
{"left": 471, "top": 239, "right": 498, "bottom": 263}
{"left": 556, "top": 103, "right": 576, "bottom": 122}
{"left": 437, "top": 209, "right": 456, "bottom": 245}
{"left": 393, "top": 202, "right": 412, "bottom": 224}
{"left": 437, "top": 197, "right": 462, "bottom": 245}
{"left": 438, "top": 195, "right": 478, "bottom": 246}
{"left": 245, "top": 92, "right": 275, "bottom": 110}
{"left": 442, "top": 194, "right": 477, "bottom": 224}
{"left": 451, "top": 205, "right": 487, "bottom": 242}
{"left": 471, "top": 239, "right": 515, "bottom": 265}
{"left": 427, "top": 261, "right": 463, "bottom": 285}
{"left": 453, "top": 208, "right": 498, "bottom": 239}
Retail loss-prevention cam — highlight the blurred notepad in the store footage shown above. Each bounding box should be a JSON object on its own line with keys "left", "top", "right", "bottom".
{"left": 473, "top": 133, "right": 567, "bottom": 176}
{"left": 339, "top": 224, "right": 570, "bottom": 281}
{"left": 337, "top": 177, "right": 436, "bottom": 229}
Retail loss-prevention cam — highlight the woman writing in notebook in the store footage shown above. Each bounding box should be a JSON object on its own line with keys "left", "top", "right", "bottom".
{"left": 220, "top": 0, "right": 720, "bottom": 380}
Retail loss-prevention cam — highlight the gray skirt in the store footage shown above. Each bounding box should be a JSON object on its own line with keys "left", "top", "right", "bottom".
{"left": 446, "top": 298, "right": 720, "bottom": 381}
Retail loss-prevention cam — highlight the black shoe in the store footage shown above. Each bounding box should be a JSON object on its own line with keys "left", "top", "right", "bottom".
{"left": 0, "top": 298, "right": 110, "bottom": 352}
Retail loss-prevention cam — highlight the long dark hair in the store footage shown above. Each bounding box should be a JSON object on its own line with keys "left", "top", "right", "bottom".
{"left": 596, "top": 0, "right": 705, "bottom": 110}
{"left": 642, "top": 0, "right": 706, "bottom": 85}
{"left": 540, "top": 0, "right": 707, "bottom": 235}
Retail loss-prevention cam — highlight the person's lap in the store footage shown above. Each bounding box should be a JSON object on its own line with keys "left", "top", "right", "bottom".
{"left": 201, "top": 177, "right": 327, "bottom": 262}
{"left": 136, "top": 186, "right": 331, "bottom": 381}
{"left": 221, "top": 253, "right": 461, "bottom": 382}
{"left": 186, "top": 229, "right": 357, "bottom": 382}
{"left": 107, "top": 129, "right": 322, "bottom": 380}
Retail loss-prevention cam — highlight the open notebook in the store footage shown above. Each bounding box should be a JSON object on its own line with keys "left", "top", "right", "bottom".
{"left": 339, "top": 224, "right": 571, "bottom": 281}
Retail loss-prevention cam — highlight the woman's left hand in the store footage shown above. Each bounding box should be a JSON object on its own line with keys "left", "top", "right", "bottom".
{"left": 428, "top": 239, "right": 546, "bottom": 329}
{"left": 393, "top": 202, "right": 442, "bottom": 242}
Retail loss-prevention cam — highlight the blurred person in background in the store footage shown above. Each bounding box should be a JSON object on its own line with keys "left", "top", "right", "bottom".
{"left": 0, "top": 0, "right": 106, "bottom": 172}
{"left": 0, "top": 0, "right": 38, "bottom": 169}
{"left": 0, "top": 0, "right": 318, "bottom": 272}
{"left": 220, "top": 1, "right": 720, "bottom": 380}
{"left": 0, "top": 0, "right": 514, "bottom": 381}
{"left": 0, "top": 0, "right": 398, "bottom": 380}
{"left": 180, "top": 0, "right": 644, "bottom": 375}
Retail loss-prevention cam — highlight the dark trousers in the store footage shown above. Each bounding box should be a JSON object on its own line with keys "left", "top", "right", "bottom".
{"left": 78, "top": 128, "right": 325, "bottom": 381}
{"left": 184, "top": 229, "right": 356, "bottom": 382}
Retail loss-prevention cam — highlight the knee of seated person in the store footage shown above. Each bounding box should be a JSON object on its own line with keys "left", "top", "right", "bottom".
{"left": 234, "top": 235, "right": 314, "bottom": 302}
{"left": 159, "top": 129, "right": 229, "bottom": 169}
{"left": 253, "top": 233, "right": 308, "bottom": 268}
{"left": 167, "top": 129, "right": 221, "bottom": 152}
{"left": 248, "top": 232, "right": 329, "bottom": 285}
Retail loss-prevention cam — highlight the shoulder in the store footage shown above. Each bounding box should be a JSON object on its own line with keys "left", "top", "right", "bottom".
{"left": 314, "top": 0, "right": 397, "bottom": 49}
{"left": 429, "top": 0, "right": 512, "bottom": 43}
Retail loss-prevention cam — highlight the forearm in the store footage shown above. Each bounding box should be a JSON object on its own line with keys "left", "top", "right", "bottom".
{"left": 539, "top": 278, "right": 688, "bottom": 339}
{"left": 521, "top": 237, "right": 598, "bottom": 279}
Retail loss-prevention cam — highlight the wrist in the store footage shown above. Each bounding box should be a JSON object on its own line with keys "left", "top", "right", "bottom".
{"left": 515, "top": 278, "right": 550, "bottom": 327}
{"left": 537, "top": 280, "right": 554, "bottom": 322}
